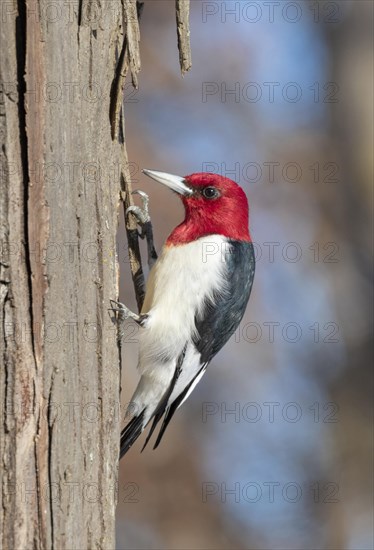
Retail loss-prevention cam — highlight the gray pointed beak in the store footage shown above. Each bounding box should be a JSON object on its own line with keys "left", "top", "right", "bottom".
{"left": 142, "top": 169, "right": 192, "bottom": 196}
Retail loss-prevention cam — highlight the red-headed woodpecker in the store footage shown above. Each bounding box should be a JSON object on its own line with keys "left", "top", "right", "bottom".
{"left": 116, "top": 169, "right": 255, "bottom": 457}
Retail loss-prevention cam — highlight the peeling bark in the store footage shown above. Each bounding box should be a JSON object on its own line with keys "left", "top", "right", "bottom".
{"left": 110, "top": 0, "right": 142, "bottom": 140}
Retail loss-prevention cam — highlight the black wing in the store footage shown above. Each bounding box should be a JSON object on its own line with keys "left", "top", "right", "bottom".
{"left": 193, "top": 240, "right": 255, "bottom": 363}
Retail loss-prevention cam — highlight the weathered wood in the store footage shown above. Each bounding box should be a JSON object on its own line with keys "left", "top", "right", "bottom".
{"left": 0, "top": 0, "right": 138, "bottom": 547}
{"left": 176, "top": 0, "right": 192, "bottom": 75}
{"left": 113, "top": 0, "right": 146, "bottom": 313}
{"left": 110, "top": 0, "right": 142, "bottom": 140}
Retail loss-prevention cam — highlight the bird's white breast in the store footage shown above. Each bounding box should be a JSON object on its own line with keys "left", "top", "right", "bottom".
{"left": 138, "top": 235, "right": 230, "bottom": 376}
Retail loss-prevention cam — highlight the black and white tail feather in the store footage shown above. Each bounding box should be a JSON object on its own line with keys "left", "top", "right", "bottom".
{"left": 120, "top": 360, "right": 208, "bottom": 458}
{"left": 120, "top": 238, "right": 255, "bottom": 458}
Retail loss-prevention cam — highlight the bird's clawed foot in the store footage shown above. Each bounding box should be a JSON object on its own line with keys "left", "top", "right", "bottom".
{"left": 126, "top": 190, "right": 150, "bottom": 232}
{"left": 109, "top": 300, "right": 148, "bottom": 327}
{"left": 126, "top": 190, "right": 158, "bottom": 268}
{"left": 109, "top": 299, "right": 139, "bottom": 323}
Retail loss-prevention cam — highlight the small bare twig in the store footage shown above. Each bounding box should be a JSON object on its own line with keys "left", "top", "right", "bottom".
{"left": 176, "top": 0, "right": 192, "bottom": 75}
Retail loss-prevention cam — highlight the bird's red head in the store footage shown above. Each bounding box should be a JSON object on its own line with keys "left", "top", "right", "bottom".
{"left": 143, "top": 170, "right": 251, "bottom": 246}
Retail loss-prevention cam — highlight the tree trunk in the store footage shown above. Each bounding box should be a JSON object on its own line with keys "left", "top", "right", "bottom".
{"left": 0, "top": 1, "right": 138, "bottom": 547}
{"left": 1, "top": 0, "right": 191, "bottom": 546}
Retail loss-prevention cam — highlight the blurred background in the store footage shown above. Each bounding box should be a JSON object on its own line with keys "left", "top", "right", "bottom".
{"left": 116, "top": 1, "right": 373, "bottom": 548}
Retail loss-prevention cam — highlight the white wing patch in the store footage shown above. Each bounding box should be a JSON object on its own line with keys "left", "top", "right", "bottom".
{"left": 166, "top": 342, "right": 202, "bottom": 406}
{"left": 177, "top": 362, "right": 208, "bottom": 409}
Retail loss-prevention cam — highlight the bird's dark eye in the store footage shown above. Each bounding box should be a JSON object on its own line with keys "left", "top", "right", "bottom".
{"left": 202, "top": 186, "right": 219, "bottom": 199}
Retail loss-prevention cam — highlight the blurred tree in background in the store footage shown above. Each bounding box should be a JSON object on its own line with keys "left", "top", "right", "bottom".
{"left": 117, "top": 2, "right": 373, "bottom": 549}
